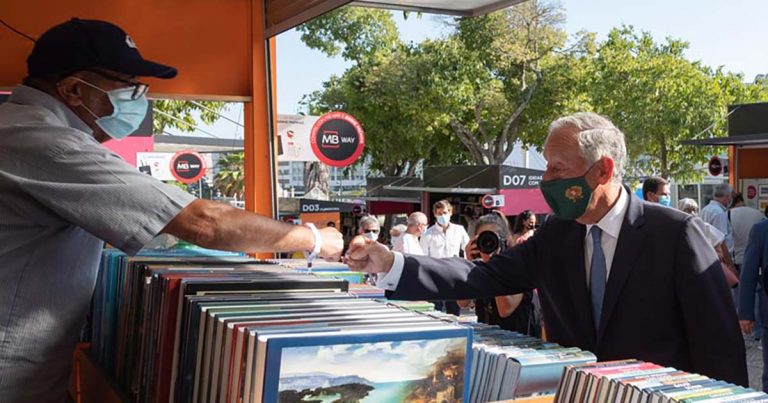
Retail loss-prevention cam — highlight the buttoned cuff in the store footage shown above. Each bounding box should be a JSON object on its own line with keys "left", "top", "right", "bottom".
{"left": 377, "top": 252, "right": 405, "bottom": 291}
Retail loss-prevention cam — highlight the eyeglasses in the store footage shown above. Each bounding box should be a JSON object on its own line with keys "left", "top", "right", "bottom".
{"left": 88, "top": 69, "right": 149, "bottom": 100}
{"left": 364, "top": 229, "right": 380, "bottom": 234}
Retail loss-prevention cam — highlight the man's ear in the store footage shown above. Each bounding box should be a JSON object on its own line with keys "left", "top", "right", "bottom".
{"left": 596, "top": 157, "right": 615, "bottom": 185}
{"left": 55, "top": 77, "right": 85, "bottom": 107}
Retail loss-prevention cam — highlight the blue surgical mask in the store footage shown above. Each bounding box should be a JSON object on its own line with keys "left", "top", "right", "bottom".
{"left": 436, "top": 214, "right": 451, "bottom": 226}
{"left": 658, "top": 195, "right": 671, "bottom": 207}
{"left": 77, "top": 79, "right": 148, "bottom": 140}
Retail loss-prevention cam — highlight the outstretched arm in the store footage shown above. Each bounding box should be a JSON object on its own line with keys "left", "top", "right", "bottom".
{"left": 162, "top": 199, "right": 343, "bottom": 258}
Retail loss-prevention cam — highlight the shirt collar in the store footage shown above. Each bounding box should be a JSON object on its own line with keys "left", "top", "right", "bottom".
{"left": 8, "top": 85, "right": 93, "bottom": 134}
{"left": 708, "top": 200, "right": 726, "bottom": 211}
{"left": 586, "top": 186, "right": 628, "bottom": 240}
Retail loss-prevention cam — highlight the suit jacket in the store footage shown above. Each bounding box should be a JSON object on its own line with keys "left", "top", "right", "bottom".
{"left": 391, "top": 194, "right": 748, "bottom": 385}
{"left": 739, "top": 220, "right": 768, "bottom": 320}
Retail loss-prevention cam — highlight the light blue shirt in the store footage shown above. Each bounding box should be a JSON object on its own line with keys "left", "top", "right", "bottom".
{"left": 700, "top": 200, "right": 733, "bottom": 252}
{"left": 0, "top": 85, "right": 195, "bottom": 401}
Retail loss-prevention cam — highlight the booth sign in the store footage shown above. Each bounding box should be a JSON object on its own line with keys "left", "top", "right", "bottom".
{"left": 310, "top": 112, "right": 365, "bottom": 168}
{"left": 170, "top": 151, "right": 207, "bottom": 184}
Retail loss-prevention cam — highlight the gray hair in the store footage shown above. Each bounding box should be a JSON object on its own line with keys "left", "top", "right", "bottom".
{"left": 713, "top": 183, "right": 732, "bottom": 199}
{"left": 677, "top": 198, "right": 699, "bottom": 213}
{"left": 407, "top": 211, "right": 427, "bottom": 226}
{"left": 548, "top": 112, "right": 627, "bottom": 183}
{"left": 474, "top": 214, "right": 509, "bottom": 239}
{"left": 358, "top": 215, "right": 380, "bottom": 231}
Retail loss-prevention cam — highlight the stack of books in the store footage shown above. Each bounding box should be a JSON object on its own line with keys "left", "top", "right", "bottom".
{"left": 89, "top": 249, "right": 472, "bottom": 403}
{"left": 463, "top": 323, "right": 597, "bottom": 402}
{"left": 555, "top": 360, "right": 768, "bottom": 402}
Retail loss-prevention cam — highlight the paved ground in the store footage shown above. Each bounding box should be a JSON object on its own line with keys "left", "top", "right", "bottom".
{"left": 746, "top": 335, "right": 764, "bottom": 391}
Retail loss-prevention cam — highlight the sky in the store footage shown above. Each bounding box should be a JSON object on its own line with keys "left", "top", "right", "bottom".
{"left": 170, "top": 0, "right": 768, "bottom": 139}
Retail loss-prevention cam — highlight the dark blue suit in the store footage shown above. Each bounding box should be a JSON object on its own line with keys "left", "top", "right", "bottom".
{"left": 389, "top": 194, "right": 748, "bottom": 385}
{"left": 738, "top": 220, "right": 768, "bottom": 391}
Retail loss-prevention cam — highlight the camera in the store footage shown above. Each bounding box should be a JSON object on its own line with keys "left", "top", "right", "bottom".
{"left": 476, "top": 230, "right": 504, "bottom": 254}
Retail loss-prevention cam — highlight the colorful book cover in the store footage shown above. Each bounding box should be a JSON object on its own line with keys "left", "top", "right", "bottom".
{"left": 259, "top": 326, "right": 472, "bottom": 402}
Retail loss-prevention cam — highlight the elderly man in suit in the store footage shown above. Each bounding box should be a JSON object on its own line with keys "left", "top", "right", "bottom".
{"left": 347, "top": 112, "right": 747, "bottom": 385}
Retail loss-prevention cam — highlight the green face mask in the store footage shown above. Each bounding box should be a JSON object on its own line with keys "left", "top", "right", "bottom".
{"left": 539, "top": 165, "right": 596, "bottom": 220}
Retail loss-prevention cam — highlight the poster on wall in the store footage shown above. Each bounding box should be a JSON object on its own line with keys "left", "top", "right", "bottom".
{"left": 278, "top": 114, "right": 320, "bottom": 162}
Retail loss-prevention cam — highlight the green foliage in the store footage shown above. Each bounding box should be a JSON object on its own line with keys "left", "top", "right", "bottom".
{"left": 297, "top": 7, "right": 400, "bottom": 63}
{"left": 585, "top": 26, "right": 767, "bottom": 182}
{"left": 213, "top": 152, "right": 245, "bottom": 198}
{"left": 153, "top": 100, "right": 226, "bottom": 135}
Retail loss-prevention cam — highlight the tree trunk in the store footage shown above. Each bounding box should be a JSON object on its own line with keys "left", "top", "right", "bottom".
{"left": 304, "top": 162, "right": 330, "bottom": 194}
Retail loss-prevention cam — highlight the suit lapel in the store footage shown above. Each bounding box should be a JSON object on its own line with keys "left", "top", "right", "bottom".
{"left": 596, "top": 191, "right": 646, "bottom": 345}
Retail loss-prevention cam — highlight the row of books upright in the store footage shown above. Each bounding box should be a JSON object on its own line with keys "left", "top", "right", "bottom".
{"left": 466, "top": 323, "right": 596, "bottom": 402}
{"left": 89, "top": 248, "right": 472, "bottom": 403}
{"left": 555, "top": 359, "right": 768, "bottom": 403}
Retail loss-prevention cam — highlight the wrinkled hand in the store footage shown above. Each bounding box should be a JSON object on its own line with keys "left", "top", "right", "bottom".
{"left": 344, "top": 235, "right": 395, "bottom": 273}
{"left": 465, "top": 236, "right": 480, "bottom": 261}
{"left": 318, "top": 227, "right": 344, "bottom": 261}
{"left": 740, "top": 320, "right": 754, "bottom": 335}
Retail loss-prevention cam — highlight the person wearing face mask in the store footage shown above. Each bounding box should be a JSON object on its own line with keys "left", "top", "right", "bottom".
{"left": 358, "top": 215, "right": 381, "bottom": 242}
{"left": 642, "top": 176, "right": 672, "bottom": 207}
{"left": 347, "top": 112, "right": 746, "bottom": 385}
{"left": 510, "top": 210, "right": 537, "bottom": 246}
{"left": 458, "top": 214, "right": 536, "bottom": 335}
{"left": 0, "top": 19, "right": 344, "bottom": 402}
{"left": 420, "top": 200, "right": 470, "bottom": 315}
{"left": 392, "top": 212, "right": 427, "bottom": 255}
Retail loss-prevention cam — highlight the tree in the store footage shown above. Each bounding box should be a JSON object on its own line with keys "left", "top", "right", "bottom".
{"left": 153, "top": 100, "right": 227, "bottom": 135}
{"left": 437, "top": 0, "right": 574, "bottom": 164}
{"left": 300, "top": 7, "right": 468, "bottom": 176}
{"left": 213, "top": 152, "right": 244, "bottom": 198}
{"left": 585, "top": 26, "right": 754, "bottom": 182}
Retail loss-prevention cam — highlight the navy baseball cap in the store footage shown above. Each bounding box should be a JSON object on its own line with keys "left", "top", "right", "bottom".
{"left": 27, "top": 18, "right": 177, "bottom": 79}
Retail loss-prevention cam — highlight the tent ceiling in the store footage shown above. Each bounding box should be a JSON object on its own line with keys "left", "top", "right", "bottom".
{"left": 682, "top": 133, "right": 768, "bottom": 147}
{"left": 265, "top": 0, "right": 526, "bottom": 36}
{"left": 350, "top": 0, "right": 526, "bottom": 16}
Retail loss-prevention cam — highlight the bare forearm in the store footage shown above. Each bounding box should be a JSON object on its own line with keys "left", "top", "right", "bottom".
{"left": 162, "top": 199, "right": 314, "bottom": 253}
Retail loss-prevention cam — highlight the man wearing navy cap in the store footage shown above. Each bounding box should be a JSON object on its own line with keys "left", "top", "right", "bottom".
{"left": 0, "top": 19, "right": 343, "bottom": 402}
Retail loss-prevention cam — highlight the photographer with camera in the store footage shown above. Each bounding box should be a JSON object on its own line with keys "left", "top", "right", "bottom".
{"left": 459, "top": 214, "right": 536, "bottom": 335}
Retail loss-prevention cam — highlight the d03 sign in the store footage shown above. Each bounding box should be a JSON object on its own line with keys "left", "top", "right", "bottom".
{"left": 309, "top": 112, "right": 365, "bottom": 168}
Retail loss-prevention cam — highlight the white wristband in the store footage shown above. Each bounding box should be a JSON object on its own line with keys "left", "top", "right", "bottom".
{"left": 304, "top": 223, "right": 322, "bottom": 261}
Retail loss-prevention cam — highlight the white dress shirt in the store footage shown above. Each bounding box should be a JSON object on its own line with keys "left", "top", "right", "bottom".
{"left": 419, "top": 223, "right": 470, "bottom": 258}
{"left": 584, "top": 186, "right": 629, "bottom": 283}
{"left": 393, "top": 232, "right": 425, "bottom": 255}
{"left": 379, "top": 187, "right": 630, "bottom": 291}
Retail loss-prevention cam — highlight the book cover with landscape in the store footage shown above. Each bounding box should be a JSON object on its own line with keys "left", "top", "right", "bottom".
{"left": 276, "top": 337, "right": 468, "bottom": 402}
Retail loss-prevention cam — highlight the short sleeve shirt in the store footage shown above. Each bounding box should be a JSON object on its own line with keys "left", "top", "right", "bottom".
{"left": 0, "top": 86, "right": 195, "bottom": 400}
